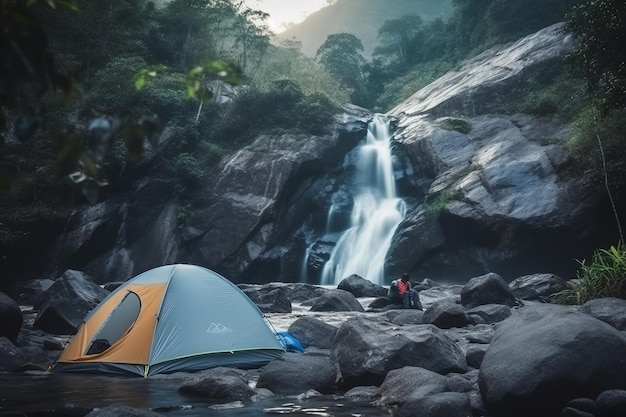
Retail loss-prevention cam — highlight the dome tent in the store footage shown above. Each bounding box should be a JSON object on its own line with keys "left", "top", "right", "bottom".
{"left": 53, "top": 264, "right": 285, "bottom": 376}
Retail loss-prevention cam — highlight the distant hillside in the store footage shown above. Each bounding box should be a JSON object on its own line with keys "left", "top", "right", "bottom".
{"left": 278, "top": 0, "right": 453, "bottom": 58}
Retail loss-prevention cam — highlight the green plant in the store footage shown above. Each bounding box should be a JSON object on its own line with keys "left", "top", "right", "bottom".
{"left": 423, "top": 189, "right": 461, "bottom": 213}
{"left": 552, "top": 243, "right": 626, "bottom": 304}
{"left": 440, "top": 117, "right": 472, "bottom": 134}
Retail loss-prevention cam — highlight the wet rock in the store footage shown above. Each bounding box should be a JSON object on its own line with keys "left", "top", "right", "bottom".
{"left": 309, "top": 289, "right": 364, "bottom": 312}
{"left": 256, "top": 352, "right": 337, "bottom": 395}
{"left": 287, "top": 316, "right": 337, "bottom": 349}
{"left": 0, "top": 292, "right": 22, "bottom": 342}
{"left": 398, "top": 392, "right": 472, "bottom": 417}
{"left": 479, "top": 304, "right": 626, "bottom": 417}
{"left": 509, "top": 273, "right": 568, "bottom": 301}
{"left": 461, "top": 273, "right": 517, "bottom": 309}
{"left": 423, "top": 298, "right": 471, "bottom": 329}
{"left": 375, "top": 366, "right": 450, "bottom": 406}
{"left": 332, "top": 316, "right": 466, "bottom": 388}
{"left": 337, "top": 274, "right": 388, "bottom": 298}
{"left": 178, "top": 368, "right": 256, "bottom": 400}
{"left": 579, "top": 297, "right": 626, "bottom": 331}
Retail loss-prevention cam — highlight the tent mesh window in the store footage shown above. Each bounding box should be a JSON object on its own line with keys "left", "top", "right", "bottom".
{"left": 86, "top": 291, "right": 141, "bottom": 355}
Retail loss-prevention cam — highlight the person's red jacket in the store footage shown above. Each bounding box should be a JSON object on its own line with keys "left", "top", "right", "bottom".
{"left": 397, "top": 279, "right": 410, "bottom": 296}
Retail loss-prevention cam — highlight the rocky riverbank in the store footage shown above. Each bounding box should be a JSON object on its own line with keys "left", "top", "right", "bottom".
{"left": 1, "top": 271, "right": 626, "bottom": 417}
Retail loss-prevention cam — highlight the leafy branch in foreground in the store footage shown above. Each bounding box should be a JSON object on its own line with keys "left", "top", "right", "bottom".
{"left": 552, "top": 242, "right": 626, "bottom": 304}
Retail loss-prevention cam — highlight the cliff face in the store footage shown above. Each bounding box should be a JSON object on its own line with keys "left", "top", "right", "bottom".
{"left": 7, "top": 23, "right": 620, "bottom": 288}
{"left": 385, "top": 23, "right": 618, "bottom": 281}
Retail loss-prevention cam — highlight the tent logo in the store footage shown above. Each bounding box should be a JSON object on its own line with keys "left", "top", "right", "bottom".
{"left": 206, "top": 322, "right": 233, "bottom": 334}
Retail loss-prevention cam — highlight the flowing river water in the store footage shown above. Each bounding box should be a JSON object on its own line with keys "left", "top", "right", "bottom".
{"left": 1, "top": 301, "right": 395, "bottom": 417}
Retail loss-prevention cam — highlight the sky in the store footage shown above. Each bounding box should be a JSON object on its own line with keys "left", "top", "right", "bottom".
{"left": 241, "top": 0, "right": 329, "bottom": 33}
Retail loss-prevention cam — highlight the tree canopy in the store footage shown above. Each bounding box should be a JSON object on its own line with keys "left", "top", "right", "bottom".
{"left": 566, "top": 0, "right": 626, "bottom": 112}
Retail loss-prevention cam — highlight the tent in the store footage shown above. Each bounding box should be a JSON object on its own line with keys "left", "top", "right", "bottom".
{"left": 53, "top": 264, "right": 285, "bottom": 376}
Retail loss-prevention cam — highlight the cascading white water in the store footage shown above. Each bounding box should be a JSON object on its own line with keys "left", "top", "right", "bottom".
{"left": 321, "top": 114, "right": 406, "bottom": 286}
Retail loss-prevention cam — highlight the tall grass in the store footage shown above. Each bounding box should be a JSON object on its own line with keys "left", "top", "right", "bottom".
{"left": 552, "top": 243, "right": 626, "bottom": 305}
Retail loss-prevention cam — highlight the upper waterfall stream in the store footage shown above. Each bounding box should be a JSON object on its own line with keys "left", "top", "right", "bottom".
{"left": 319, "top": 114, "right": 406, "bottom": 286}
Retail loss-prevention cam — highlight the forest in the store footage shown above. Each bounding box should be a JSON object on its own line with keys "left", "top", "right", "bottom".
{"left": 1, "top": 0, "right": 625, "bottom": 296}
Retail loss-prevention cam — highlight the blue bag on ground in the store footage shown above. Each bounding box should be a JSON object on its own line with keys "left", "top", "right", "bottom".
{"left": 277, "top": 331, "right": 305, "bottom": 353}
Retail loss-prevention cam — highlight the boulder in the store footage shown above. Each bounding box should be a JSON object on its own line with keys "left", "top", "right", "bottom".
{"left": 309, "top": 289, "right": 364, "bottom": 312}
{"left": 287, "top": 316, "right": 337, "bottom": 349}
{"left": 332, "top": 316, "right": 467, "bottom": 387}
{"left": 32, "top": 270, "right": 109, "bottom": 335}
{"left": 423, "top": 298, "right": 471, "bottom": 329}
{"left": 466, "top": 303, "right": 512, "bottom": 324}
{"left": 398, "top": 392, "right": 472, "bottom": 417}
{"left": 14, "top": 278, "right": 54, "bottom": 305}
{"left": 465, "top": 344, "right": 489, "bottom": 369}
{"left": 461, "top": 273, "right": 517, "bottom": 309}
{"left": 375, "top": 366, "right": 450, "bottom": 406}
{"left": 0, "top": 337, "right": 27, "bottom": 371}
{"left": 33, "top": 298, "right": 86, "bottom": 335}
{"left": 596, "top": 389, "right": 626, "bottom": 417}
{"left": 178, "top": 367, "right": 256, "bottom": 399}
{"left": 389, "top": 310, "right": 425, "bottom": 326}
{"left": 579, "top": 297, "right": 626, "bottom": 331}
{"left": 0, "top": 292, "right": 22, "bottom": 342}
{"left": 337, "top": 274, "right": 388, "bottom": 298}
{"left": 256, "top": 353, "right": 337, "bottom": 395}
{"left": 33, "top": 270, "right": 108, "bottom": 310}
{"left": 508, "top": 273, "right": 568, "bottom": 301}
{"left": 479, "top": 304, "right": 626, "bottom": 417}
{"left": 240, "top": 287, "right": 292, "bottom": 313}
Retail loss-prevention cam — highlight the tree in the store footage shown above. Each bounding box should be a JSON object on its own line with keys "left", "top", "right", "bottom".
{"left": 374, "top": 14, "right": 424, "bottom": 67}
{"left": 315, "top": 33, "right": 366, "bottom": 103}
{"left": 231, "top": 5, "right": 271, "bottom": 74}
{"left": 566, "top": 0, "right": 626, "bottom": 112}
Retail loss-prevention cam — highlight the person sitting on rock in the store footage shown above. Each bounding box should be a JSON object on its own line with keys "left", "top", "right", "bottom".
{"left": 388, "top": 273, "right": 422, "bottom": 309}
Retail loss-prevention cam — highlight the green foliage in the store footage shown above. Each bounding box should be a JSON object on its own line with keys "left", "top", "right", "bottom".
{"left": 316, "top": 33, "right": 367, "bottom": 103}
{"left": 249, "top": 43, "right": 350, "bottom": 105}
{"left": 423, "top": 189, "right": 460, "bottom": 213}
{"left": 439, "top": 117, "right": 472, "bottom": 134}
{"left": 212, "top": 80, "right": 339, "bottom": 144}
{"left": 504, "top": 64, "right": 588, "bottom": 120}
{"left": 375, "top": 14, "right": 424, "bottom": 67}
{"left": 566, "top": 0, "right": 626, "bottom": 113}
{"left": 171, "top": 152, "right": 205, "bottom": 193}
{"left": 552, "top": 243, "right": 626, "bottom": 304}
{"left": 374, "top": 60, "right": 454, "bottom": 111}
{"left": 566, "top": 106, "right": 626, "bottom": 194}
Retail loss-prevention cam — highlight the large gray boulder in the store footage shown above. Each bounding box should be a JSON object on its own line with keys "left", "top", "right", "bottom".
{"left": 309, "top": 289, "right": 365, "bottom": 312}
{"left": 332, "top": 316, "right": 467, "bottom": 387}
{"left": 33, "top": 270, "right": 109, "bottom": 334}
{"left": 375, "top": 366, "right": 451, "bottom": 406}
{"left": 509, "top": 273, "right": 568, "bottom": 301}
{"left": 288, "top": 316, "right": 337, "bottom": 349}
{"left": 256, "top": 353, "right": 337, "bottom": 395}
{"left": 461, "top": 273, "right": 517, "bottom": 309}
{"left": 479, "top": 304, "right": 626, "bottom": 417}
{"left": 178, "top": 367, "right": 256, "bottom": 399}
{"left": 579, "top": 297, "right": 626, "bottom": 331}
{"left": 337, "top": 274, "right": 388, "bottom": 298}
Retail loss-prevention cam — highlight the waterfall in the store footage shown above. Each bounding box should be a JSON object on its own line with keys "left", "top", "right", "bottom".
{"left": 320, "top": 114, "right": 406, "bottom": 286}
